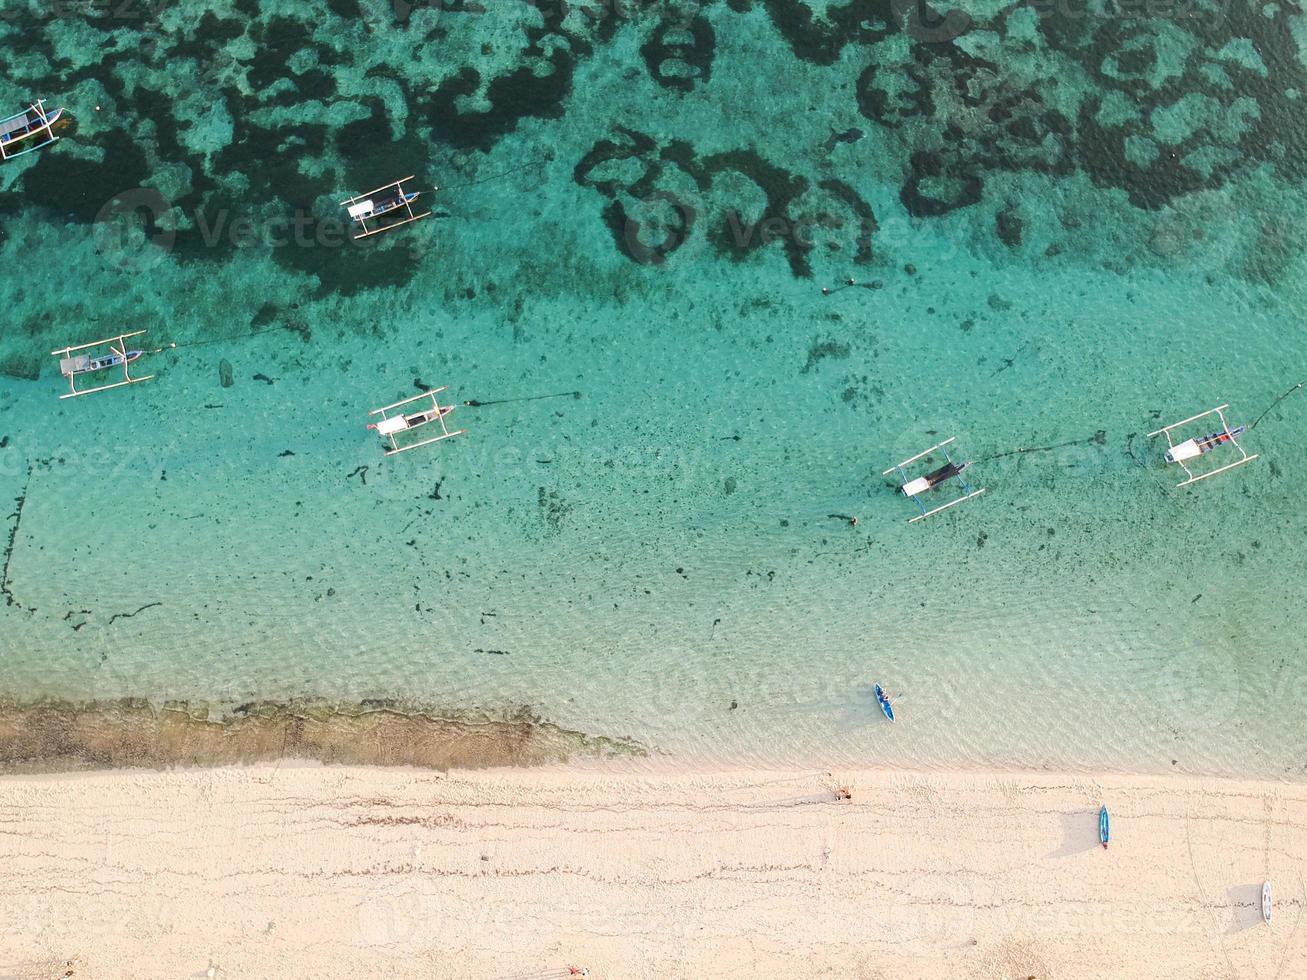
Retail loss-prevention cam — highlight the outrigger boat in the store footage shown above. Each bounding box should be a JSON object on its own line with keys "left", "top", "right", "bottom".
{"left": 883, "top": 436, "right": 986, "bottom": 523}
{"left": 341, "top": 175, "right": 433, "bottom": 240}
{"left": 51, "top": 330, "right": 173, "bottom": 399}
{"left": 368, "top": 386, "right": 466, "bottom": 455}
{"left": 1147, "top": 404, "right": 1257, "bottom": 487}
{"left": 1, "top": 99, "right": 65, "bottom": 162}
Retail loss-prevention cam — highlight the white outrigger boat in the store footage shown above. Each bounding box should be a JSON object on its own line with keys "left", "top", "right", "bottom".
{"left": 1147, "top": 403, "right": 1257, "bottom": 487}
{"left": 51, "top": 330, "right": 173, "bottom": 399}
{"left": 883, "top": 436, "right": 985, "bottom": 523}
{"left": 1, "top": 99, "right": 65, "bottom": 161}
{"left": 367, "top": 387, "right": 466, "bottom": 455}
{"left": 341, "top": 176, "right": 433, "bottom": 240}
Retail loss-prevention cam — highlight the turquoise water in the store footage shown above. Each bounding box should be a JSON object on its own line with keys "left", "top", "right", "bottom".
{"left": 1, "top": 0, "right": 1305, "bottom": 775}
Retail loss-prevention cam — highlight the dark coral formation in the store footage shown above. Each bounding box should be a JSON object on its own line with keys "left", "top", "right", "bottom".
{"left": 2, "top": 0, "right": 1306, "bottom": 288}
{"left": 575, "top": 126, "right": 878, "bottom": 276}
{"left": 641, "top": 11, "right": 716, "bottom": 91}
{"left": 849, "top": 1, "right": 1305, "bottom": 216}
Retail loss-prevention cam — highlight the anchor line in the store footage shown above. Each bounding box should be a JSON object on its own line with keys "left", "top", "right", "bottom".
{"left": 1250, "top": 381, "right": 1304, "bottom": 430}
{"left": 463, "top": 391, "right": 580, "bottom": 408}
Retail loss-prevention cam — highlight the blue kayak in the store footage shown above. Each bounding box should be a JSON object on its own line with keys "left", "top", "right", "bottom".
{"left": 874, "top": 684, "right": 894, "bottom": 722}
{"left": 1099, "top": 805, "right": 1110, "bottom": 848}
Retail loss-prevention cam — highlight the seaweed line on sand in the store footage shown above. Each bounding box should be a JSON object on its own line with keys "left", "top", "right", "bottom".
{"left": 0, "top": 697, "right": 647, "bottom": 774}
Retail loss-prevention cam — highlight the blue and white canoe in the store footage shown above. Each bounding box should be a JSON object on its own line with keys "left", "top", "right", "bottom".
{"left": 0, "top": 99, "right": 64, "bottom": 162}
{"left": 874, "top": 684, "right": 894, "bottom": 723}
{"left": 1099, "top": 805, "right": 1110, "bottom": 849}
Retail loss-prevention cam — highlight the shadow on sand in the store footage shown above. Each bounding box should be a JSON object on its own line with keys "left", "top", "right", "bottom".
{"left": 1045, "top": 810, "right": 1102, "bottom": 859}
{"left": 1224, "top": 883, "right": 1267, "bottom": 934}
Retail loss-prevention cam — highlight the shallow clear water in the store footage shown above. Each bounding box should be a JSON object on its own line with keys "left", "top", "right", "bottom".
{"left": 1, "top": 0, "right": 1305, "bottom": 775}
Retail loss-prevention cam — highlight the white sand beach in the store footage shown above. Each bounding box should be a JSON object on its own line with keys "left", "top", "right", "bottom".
{"left": 0, "top": 765, "right": 1302, "bottom": 979}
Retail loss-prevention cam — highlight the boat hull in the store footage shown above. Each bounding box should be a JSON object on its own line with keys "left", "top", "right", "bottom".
{"left": 62, "top": 349, "right": 143, "bottom": 378}
{"left": 1099, "top": 806, "right": 1110, "bottom": 848}
{"left": 1165, "top": 425, "right": 1247, "bottom": 464}
{"left": 0, "top": 104, "right": 64, "bottom": 161}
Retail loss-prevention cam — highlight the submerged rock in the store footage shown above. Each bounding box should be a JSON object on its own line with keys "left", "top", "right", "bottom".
{"left": 997, "top": 206, "right": 1024, "bottom": 248}
{"left": 822, "top": 127, "right": 865, "bottom": 151}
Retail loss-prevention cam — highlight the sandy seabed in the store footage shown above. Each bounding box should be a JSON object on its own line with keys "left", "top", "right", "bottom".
{"left": 0, "top": 765, "right": 1303, "bottom": 979}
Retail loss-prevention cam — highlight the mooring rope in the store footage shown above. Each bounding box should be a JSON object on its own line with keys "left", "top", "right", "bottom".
{"left": 463, "top": 391, "right": 580, "bottom": 408}
{"left": 1250, "top": 381, "right": 1304, "bottom": 430}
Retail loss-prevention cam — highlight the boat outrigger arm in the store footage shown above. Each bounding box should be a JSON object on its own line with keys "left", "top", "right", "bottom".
{"left": 340, "top": 175, "right": 433, "bottom": 240}
{"left": 883, "top": 436, "right": 986, "bottom": 523}
{"left": 1147, "top": 403, "right": 1258, "bottom": 487}
{"left": 51, "top": 330, "right": 172, "bottom": 399}
{"left": 368, "top": 386, "right": 466, "bottom": 455}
